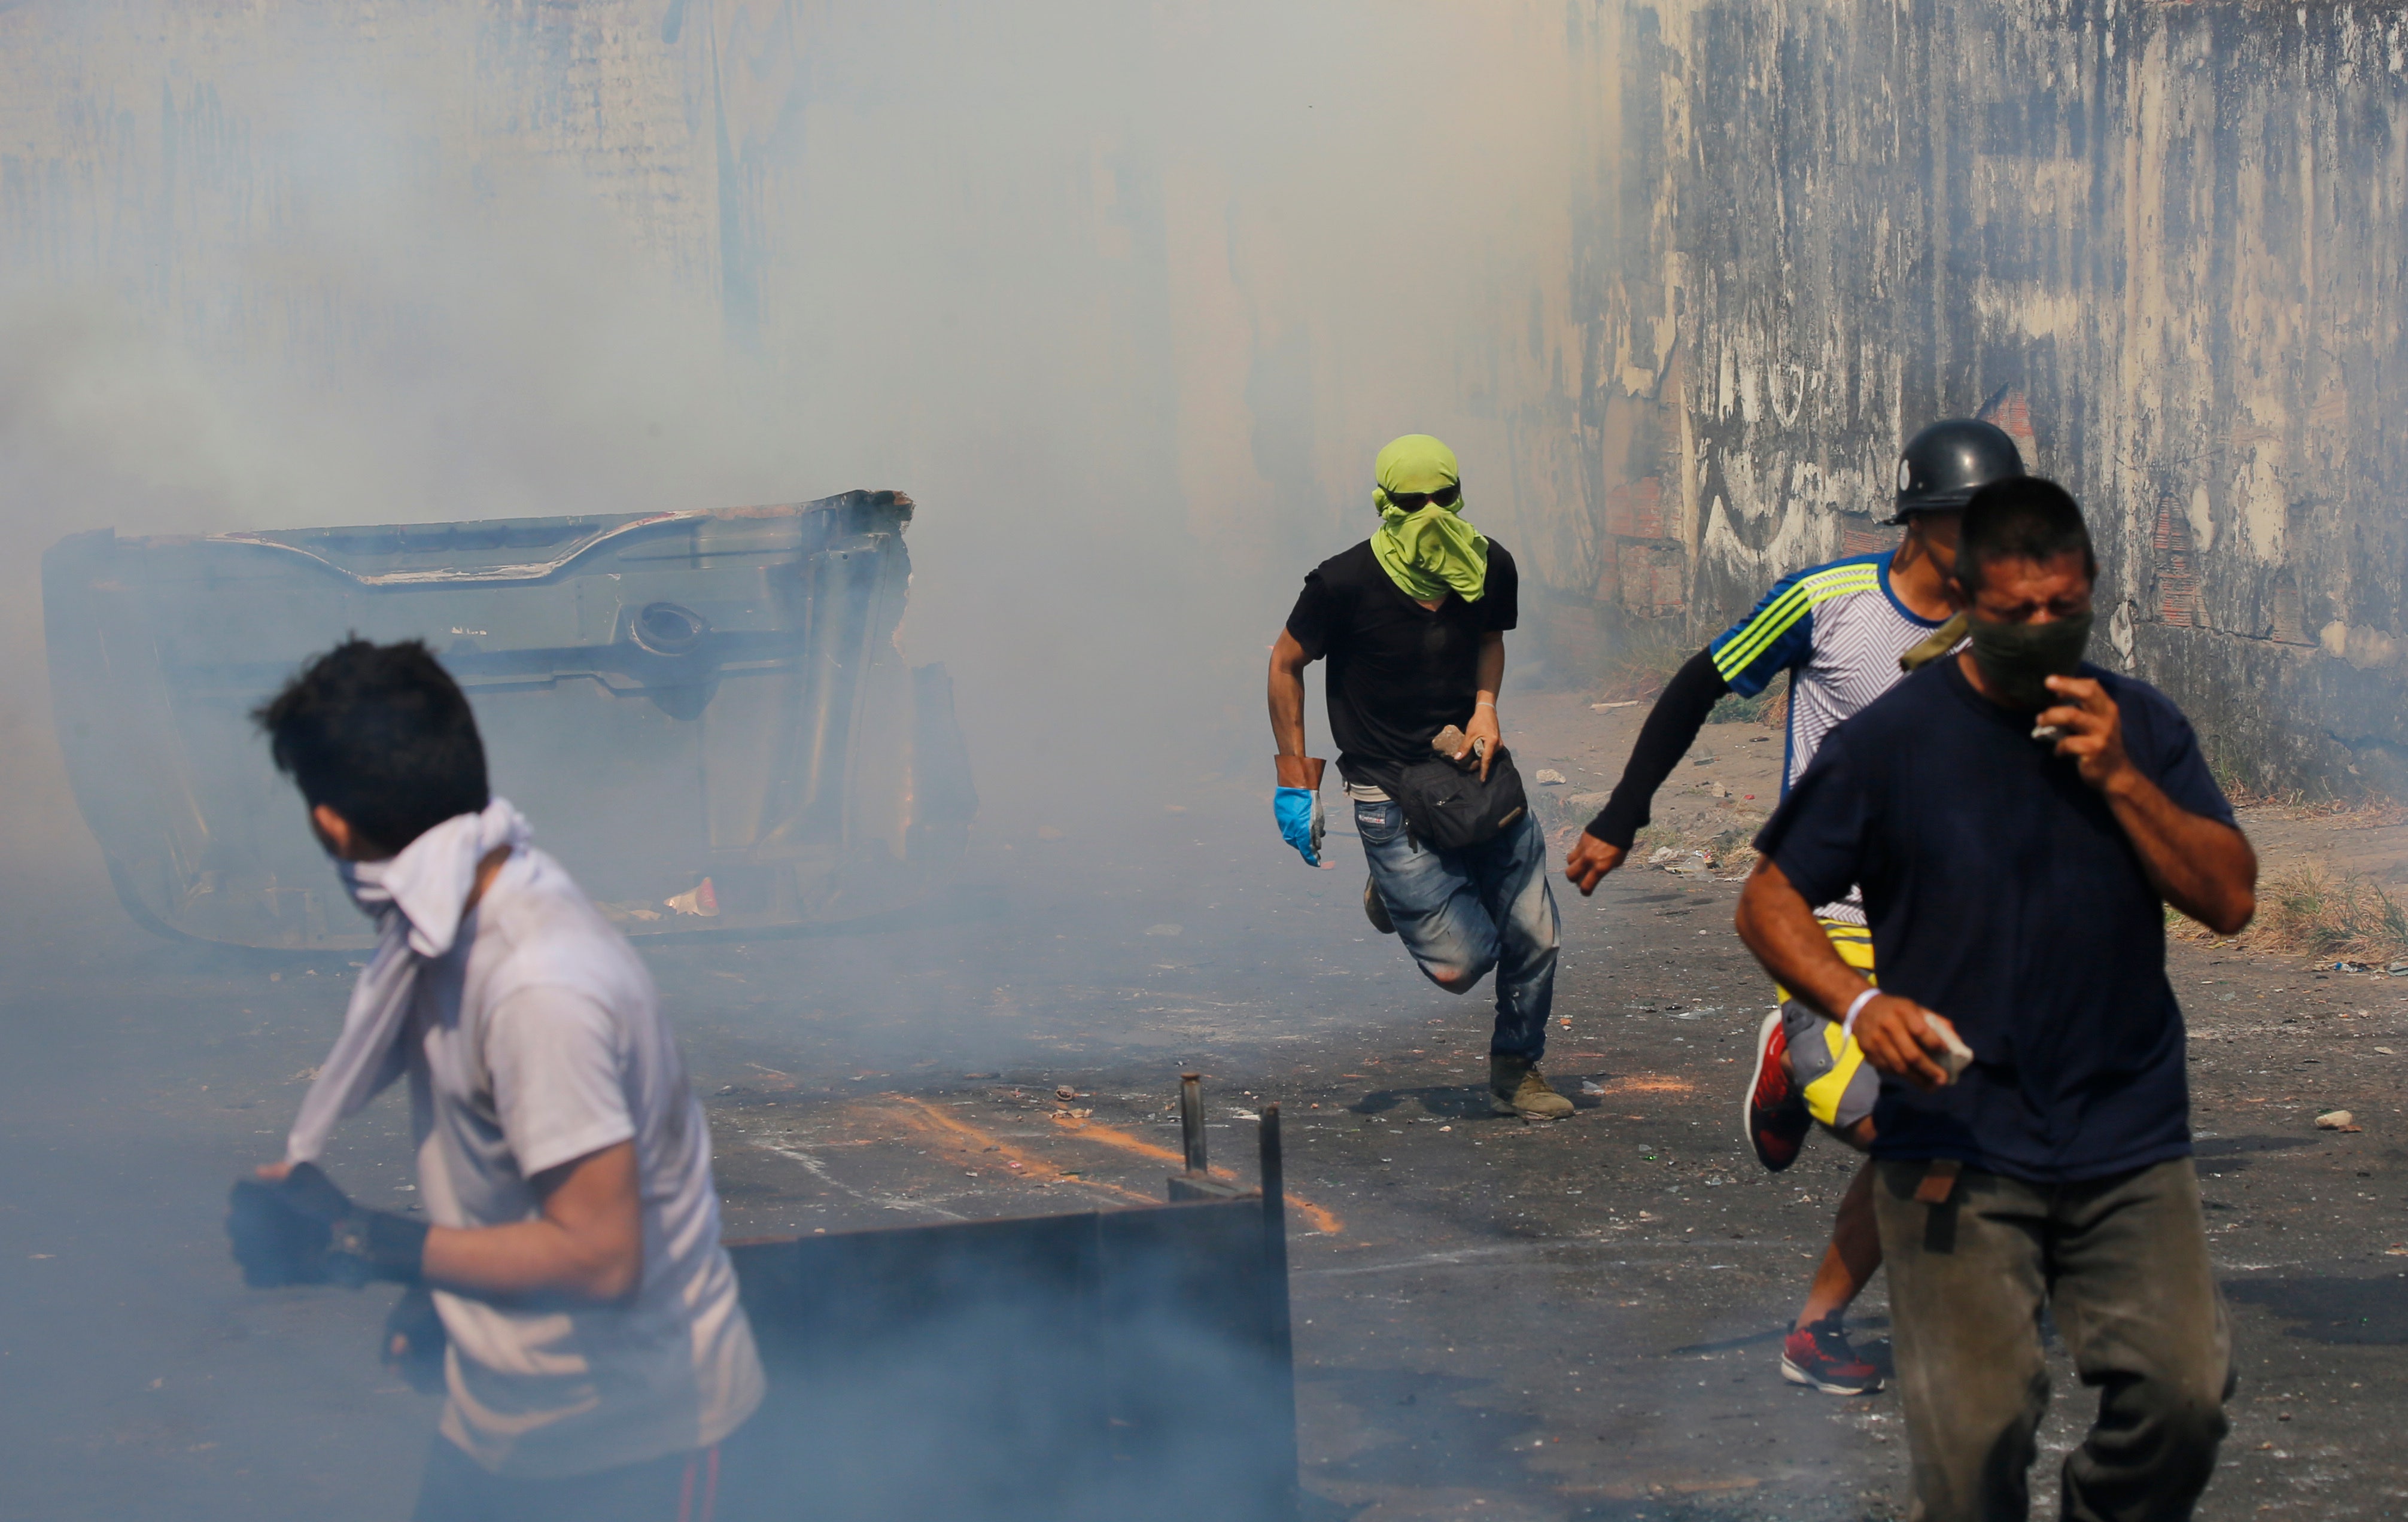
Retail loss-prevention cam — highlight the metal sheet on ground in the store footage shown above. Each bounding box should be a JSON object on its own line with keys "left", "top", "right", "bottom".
{"left": 724, "top": 1185, "right": 1296, "bottom": 1520}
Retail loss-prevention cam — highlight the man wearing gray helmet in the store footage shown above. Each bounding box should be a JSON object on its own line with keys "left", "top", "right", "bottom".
{"left": 1564, "top": 419, "right": 2024, "bottom": 1394}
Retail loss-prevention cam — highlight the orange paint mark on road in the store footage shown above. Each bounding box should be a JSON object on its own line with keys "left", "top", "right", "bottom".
{"left": 878, "top": 1097, "right": 1157, "bottom": 1206}
{"left": 1048, "top": 1113, "right": 1345, "bottom": 1235}
{"left": 1595, "top": 1074, "right": 1693, "bottom": 1095}
{"left": 873, "top": 1096, "right": 1345, "bottom": 1235}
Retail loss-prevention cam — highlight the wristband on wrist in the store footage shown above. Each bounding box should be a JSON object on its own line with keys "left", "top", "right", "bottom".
{"left": 1841, "top": 986, "right": 1881, "bottom": 1037}
{"left": 1474, "top": 699, "right": 1495, "bottom": 710}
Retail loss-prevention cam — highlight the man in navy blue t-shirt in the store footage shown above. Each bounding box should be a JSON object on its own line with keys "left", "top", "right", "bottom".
{"left": 1735, "top": 478, "right": 2256, "bottom": 1521}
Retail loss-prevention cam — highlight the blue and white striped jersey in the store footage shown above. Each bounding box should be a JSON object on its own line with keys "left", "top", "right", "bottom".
{"left": 1710, "top": 549, "right": 1948, "bottom": 854}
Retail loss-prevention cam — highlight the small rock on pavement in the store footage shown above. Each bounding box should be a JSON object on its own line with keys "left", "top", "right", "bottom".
{"left": 1534, "top": 769, "right": 1567, "bottom": 786}
{"left": 2316, "top": 1109, "right": 2361, "bottom": 1132}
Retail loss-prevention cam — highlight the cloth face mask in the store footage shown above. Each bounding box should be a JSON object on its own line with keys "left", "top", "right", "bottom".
{"left": 336, "top": 856, "right": 394, "bottom": 914}
{"left": 1369, "top": 433, "right": 1486, "bottom": 602}
{"left": 1966, "top": 611, "right": 2093, "bottom": 710}
{"left": 285, "top": 799, "right": 531, "bottom": 1165}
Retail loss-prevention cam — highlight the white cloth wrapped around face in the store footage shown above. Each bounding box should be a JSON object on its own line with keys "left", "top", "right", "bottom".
{"left": 284, "top": 798, "right": 532, "bottom": 1165}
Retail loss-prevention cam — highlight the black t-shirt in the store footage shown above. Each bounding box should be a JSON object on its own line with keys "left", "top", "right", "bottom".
{"left": 1284, "top": 540, "right": 1520, "bottom": 792}
{"left": 1754, "top": 658, "right": 2236, "bottom": 1183}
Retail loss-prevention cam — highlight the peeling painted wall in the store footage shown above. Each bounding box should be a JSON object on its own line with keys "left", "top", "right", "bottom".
{"left": 1569, "top": 0, "right": 2408, "bottom": 796}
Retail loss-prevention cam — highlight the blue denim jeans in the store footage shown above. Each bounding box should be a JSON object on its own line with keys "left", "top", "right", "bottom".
{"left": 1355, "top": 799, "right": 1560, "bottom": 1061}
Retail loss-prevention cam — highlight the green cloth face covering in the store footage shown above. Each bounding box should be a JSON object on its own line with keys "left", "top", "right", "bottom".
{"left": 1370, "top": 434, "right": 1488, "bottom": 602}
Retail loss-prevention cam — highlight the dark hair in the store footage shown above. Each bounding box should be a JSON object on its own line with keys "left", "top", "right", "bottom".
{"left": 253, "top": 638, "right": 489, "bottom": 856}
{"left": 1956, "top": 476, "right": 2096, "bottom": 593}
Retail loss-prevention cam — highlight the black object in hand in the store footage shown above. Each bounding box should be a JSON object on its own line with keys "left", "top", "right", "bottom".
{"left": 227, "top": 1173, "right": 330, "bottom": 1287}
{"left": 226, "top": 1162, "right": 428, "bottom": 1289}
{"left": 383, "top": 1284, "right": 449, "bottom": 1394}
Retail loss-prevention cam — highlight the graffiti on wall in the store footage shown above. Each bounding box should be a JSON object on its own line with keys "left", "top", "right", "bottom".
{"left": 1568, "top": 0, "right": 2408, "bottom": 795}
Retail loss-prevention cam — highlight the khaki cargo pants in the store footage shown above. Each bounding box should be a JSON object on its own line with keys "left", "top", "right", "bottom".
{"left": 1874, "top": 1156, "right": 2232, "bottom": 1522}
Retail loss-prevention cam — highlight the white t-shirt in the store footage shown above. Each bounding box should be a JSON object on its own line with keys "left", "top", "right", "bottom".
{"left": 400, "top": 846, "right": 764, "bottom": 1478}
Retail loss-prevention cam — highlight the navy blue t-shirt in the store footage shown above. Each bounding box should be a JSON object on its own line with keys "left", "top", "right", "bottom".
{"left": 1754, "top": 658, "right": 2236, "bottom": 1183}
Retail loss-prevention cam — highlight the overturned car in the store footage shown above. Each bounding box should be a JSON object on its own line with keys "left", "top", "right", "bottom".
{"left": 44, "top": 491, "right": 974, "bottom": 949}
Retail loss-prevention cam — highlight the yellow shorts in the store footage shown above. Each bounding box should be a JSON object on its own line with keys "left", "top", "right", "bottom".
{"left": 1772, "top": 918, "right": 1878, "bottom": 1131}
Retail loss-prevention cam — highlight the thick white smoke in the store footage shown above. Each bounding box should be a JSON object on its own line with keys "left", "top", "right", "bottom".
{"left": 0, "top": 1, "right": 1595, "bottom": 900}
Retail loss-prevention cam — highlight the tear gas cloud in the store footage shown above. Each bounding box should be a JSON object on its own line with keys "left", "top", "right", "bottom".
{"left": 0, "top": 1, "right": 1593, "bottom": 893}
{"left": 0, "top": 6, "right": 1593, "bottom": 1518}
{"left": 7, "top": 4, "right": 2393, "bottom": 1518}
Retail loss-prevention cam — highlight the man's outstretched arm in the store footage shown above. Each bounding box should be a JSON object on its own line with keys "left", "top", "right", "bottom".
{"left": 1565, "top": 647, "right": 1729, "bottom": 894}
{"left": 1268, "top": 629, "right": 1314, "bottom": 781}
{"left": 2041, "top": 674, "right": 2257, "bottom": 935}
{"left": 1267, "top": 629, "right": 1332, "bottom": 866}
{"left": 1735, "top": 858, "right": 1957, "bottom": 1092}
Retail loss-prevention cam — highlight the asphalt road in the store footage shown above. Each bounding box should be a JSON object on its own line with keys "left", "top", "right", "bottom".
{"left": 2, "top": 702, "right": 2403, "bottom": 1520}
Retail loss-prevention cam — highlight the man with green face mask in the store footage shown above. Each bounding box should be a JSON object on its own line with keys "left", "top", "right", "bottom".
{"left": 1736, "top": 477, "right": 2257, "bottom": 1520}
{"left": 1268, "top": 434, "right": 1571, "bottom": 1120}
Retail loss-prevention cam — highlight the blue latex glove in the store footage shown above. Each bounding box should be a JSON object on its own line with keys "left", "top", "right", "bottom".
{"left": 1273, "top": 786, "right": 1327, "bottom": 867}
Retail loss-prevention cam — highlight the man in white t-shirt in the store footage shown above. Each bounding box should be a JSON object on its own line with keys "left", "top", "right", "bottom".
{"left": 227, "top": 639, "right": 763, "bottom": 1522}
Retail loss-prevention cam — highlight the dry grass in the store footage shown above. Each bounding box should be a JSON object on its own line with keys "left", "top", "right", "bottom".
{"left": 2174, "top": 862, "right": 2408, "bottom": 962}
{"left": 1713, "top": 672, "right": 1790, "bottom": 729}
{"left": 1593, "top": 635, "right": 1693, "bottom": 704}
{"left": 1629, "top": 820, "right": 1761, "bottom": 874}
{"left": 2224, "top": 789, "right": 2407, "bottom": 829}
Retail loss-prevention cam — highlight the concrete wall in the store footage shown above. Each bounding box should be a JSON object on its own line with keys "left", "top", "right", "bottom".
{"left": 1566, "top": 0, "right": 2408, "bottom": 796}
{"left": 0, "top": 3, "right": 784, "bottom": 349}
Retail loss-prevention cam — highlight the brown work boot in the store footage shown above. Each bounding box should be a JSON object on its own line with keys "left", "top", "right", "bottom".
{"left": 1489, "top": 1054, "right": 1574, "bottom": 1119}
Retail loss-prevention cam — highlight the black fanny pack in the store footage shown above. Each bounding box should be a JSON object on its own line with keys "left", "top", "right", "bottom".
{"left": 1390, "top": 747, "right": 1529, "bottom": 851}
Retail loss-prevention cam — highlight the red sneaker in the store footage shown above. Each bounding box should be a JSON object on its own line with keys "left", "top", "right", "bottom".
{"left": 1745, "top": 1009, "right": 1811, "bottom": 1172}
{"left": 1781, "top": 1317, "right": 1883, "bottom": 1395}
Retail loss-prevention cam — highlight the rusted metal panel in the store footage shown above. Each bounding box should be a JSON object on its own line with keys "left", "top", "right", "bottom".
{"left": 42, "top": 490, "right": 975, "bottom": 948}
{"left": 725, "top": 1201, "right": 1296, "bottom": 1521}
{"left": 722, "top": 1105, "right": 1298, "bottom": 1522}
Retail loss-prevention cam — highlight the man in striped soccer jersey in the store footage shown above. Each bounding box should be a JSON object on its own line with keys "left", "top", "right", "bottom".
{"left": 1563, "top": 418, "right": 2026, "bottom": 1395}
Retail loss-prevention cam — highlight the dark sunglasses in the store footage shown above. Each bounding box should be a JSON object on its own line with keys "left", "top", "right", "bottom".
{"left": 1385, "top": 484, "right": 1460, "bottom": 510}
